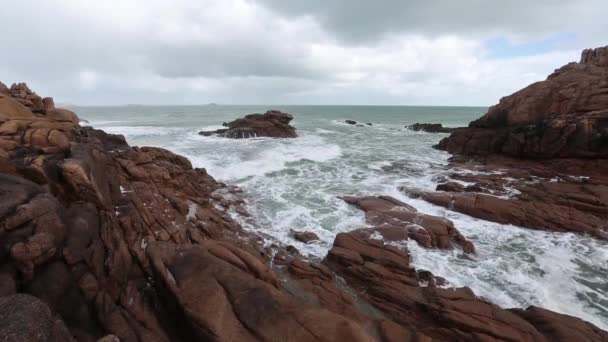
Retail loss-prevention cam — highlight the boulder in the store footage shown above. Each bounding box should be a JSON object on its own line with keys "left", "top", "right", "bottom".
{"left": 290, "top": 230, "right": 320, "bottom": 243}
{"left": 198, "top": 110, "right": 297, "bottom": 138}
{"left": 340, "top": 195, "right": 475, "bottom": 253}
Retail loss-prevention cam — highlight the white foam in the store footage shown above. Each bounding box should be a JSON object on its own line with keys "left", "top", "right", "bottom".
{"left": 100, "top": 126, "right": 181, "bottom": 138}
{"left": 383, "top": 188, "right": 608, "bottom": 330}
{"left": 180, "top": 133, "right": 342, "bottom": 181}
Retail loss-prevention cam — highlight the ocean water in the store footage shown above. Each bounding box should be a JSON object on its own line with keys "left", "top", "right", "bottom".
{"left": 77, "top": 105, "right": 608, "bottom": 330}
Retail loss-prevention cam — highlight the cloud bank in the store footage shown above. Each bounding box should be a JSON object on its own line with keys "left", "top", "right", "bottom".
{"left": 1, "top": 0, "right": 605, "bottom": 105}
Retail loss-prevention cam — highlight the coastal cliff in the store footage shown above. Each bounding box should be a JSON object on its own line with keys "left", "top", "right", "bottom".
{"left": 419, "top": 47, "right": 608, "bottom": 241}
{"left": 0, "top": 80, "right": 607, "bottom": 342}
{"left": 436, "top": 46, "right": 608, "bottom": 158}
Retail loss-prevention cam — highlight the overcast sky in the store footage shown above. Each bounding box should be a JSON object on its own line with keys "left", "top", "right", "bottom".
{"left": 1, "top": 0, "right": 606, "bottom": 105}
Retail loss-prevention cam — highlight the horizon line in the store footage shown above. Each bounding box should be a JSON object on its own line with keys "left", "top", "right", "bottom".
{"left": 69, "top": 103, "right": 490, "bottom": 108}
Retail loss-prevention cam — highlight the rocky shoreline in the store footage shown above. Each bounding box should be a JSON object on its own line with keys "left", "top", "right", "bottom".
{"left": 1, "top": 49, "right": 608, "bottom": 342}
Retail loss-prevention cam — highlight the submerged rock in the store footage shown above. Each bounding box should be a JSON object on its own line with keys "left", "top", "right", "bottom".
{"left": 198, "top": 110, "right": 297, "bottom": 138}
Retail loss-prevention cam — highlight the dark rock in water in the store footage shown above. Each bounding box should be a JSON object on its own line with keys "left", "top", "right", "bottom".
{"left": 437, "top": 46, "right": 608, "bottom": 158}
{"left": 345, "top": 120, "right": 357, "bottom": 125}
{"left": 407, "top": 123, "right": 457, "bottom": 133}
{"left": 290, "top": 230, "right": 320, "bottom": 243}
{"left": 199, "top": 128, "right": 227, "bottom": 136}
{"left": 366, "top": 122, "right": 372, "bottom": 126}
{"left": 198, "top": 110, "right": 297, "bottom": 138}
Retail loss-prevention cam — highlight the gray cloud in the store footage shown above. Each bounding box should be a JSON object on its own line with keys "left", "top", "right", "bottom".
{"left": 258, "top": 0, "right": 608, "bottom": 44}
{"left": 0, "top": 0, "right": 603, "bottom": 105}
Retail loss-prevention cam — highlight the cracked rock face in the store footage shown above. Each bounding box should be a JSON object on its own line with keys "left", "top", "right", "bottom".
{"left": 198, "top": 110, "right": 297, "bottom": 139}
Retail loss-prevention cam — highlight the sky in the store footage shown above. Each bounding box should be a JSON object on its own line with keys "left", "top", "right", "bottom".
{"left": 1, "top": 0, "right": 606, "bottom": 106}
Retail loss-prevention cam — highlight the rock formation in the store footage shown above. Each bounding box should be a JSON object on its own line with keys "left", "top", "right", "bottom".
{"left": 407, "top": 123, "right": 457, "bottom": 133}
{"left": 421, "top": 47, "right": 608, "bottom": 241}
{"left": 340, "top": 196, "right": 475, "bottom": 253}
{"left": 199, "top": 110, "right": 297, "bottom": 138}
{"left": 1, "top": 83, "right": 607, "bottom": 341}
{"left": 436, "top": 46, "right": 608, "bottom": 158}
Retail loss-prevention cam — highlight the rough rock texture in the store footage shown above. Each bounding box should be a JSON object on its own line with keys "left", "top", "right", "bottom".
{"left": 401, "top": 156, "right": 608, "bottom": 240}
{"left": 2, "top": 82, "right": 607, "bottom": 341}
{"left": 341, "top": 196, "right": 475, "bottom": 253}
{"left": 428, "top": 47, "right": 608, "bottom": 240}
{"left": 147, "top": 241, "right": 372, "bottom": 342}
{"left": 0, "top": 294, "right": 75, "bottom": 342}
{"left": 199, "top": 110, "right": 297, "bottom": 138}
{"left": 320, "top": 229, "right": 608, "bottom": 341}
{"left": 437, "top": 46, "right": 608, "bottom": 158}
{"left": 407, "top": 123, "right": 457, "bottom": 133}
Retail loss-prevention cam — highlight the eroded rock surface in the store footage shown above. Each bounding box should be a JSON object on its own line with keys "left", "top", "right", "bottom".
{"left": 199, "top": 110, "right": 297, "bottom": 138}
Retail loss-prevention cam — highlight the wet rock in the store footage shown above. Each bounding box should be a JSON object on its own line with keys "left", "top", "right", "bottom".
{"left": 322, "top": 229, "right": 608, "bottom": 341}
{"left": 404, "top": 187, "right": 608, "bottom": 240}
{"left": 290, "top": 229, "right": 320, "bottom": 243}
{"left": 407, "top": 123, "right": 457, "bottom": 133}
{"left": 340, "top": 195, "right": 475, "bottom": 253}
{"left": 345, "top": 120, "right": 357, "bottom": 125}
{"left": 198, "top": 110, "right": 297, "bottom": 138}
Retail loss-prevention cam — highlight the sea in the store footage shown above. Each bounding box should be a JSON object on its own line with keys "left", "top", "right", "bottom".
{"left": 76, "top": 104, "right": 608, "bottom": 329}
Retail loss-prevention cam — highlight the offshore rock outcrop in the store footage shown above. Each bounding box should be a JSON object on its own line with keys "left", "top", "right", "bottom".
{"left": 407, "top": 123, "right": 457, "bottom": 133}
{"left": 436, "top": 46, "right": 608, "bottom": 158}
{"left": 199, "top": 110, "right": 297, "bottom": 138}
{"left": 1, "top": 83, "right": 607, "bottom": 341}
